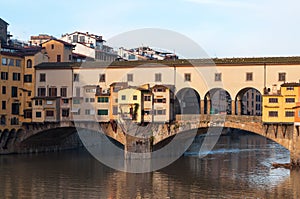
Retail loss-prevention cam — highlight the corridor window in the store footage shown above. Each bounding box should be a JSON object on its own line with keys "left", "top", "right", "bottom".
{"left": 184, "top": 73, "right": 191, "bottom": 82}
{"left": 246, "top": 72, "right": 253, "bottom": 81}
{"left": 127, "top": 73, "right": 133, "bottom": 82}
{"left": 155, "top": 73, "right": 162, "bottom": 82}
{"left": 99, "top": 74, "right": 105, "bottom": 82}
{"left": 278, "top": 72, "right": 286, "bottom": 82}
{"left": 215, "top": 73, "right": 222, "bottom": 81}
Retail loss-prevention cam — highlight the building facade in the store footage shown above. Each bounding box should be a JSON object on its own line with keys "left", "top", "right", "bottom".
{"left": 262, "top": 83, "right": 300, "bottom": 124}
{"left": 61, "top": 31, "right": 117, "bottom": 61}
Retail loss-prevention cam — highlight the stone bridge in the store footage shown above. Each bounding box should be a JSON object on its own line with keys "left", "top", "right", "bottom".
{"left": 0, "top": 114, "right": 299, "bottom": 166}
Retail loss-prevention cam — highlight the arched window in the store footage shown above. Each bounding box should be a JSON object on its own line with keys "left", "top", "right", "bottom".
{"left": 27, "top": 59, "right": 32, "bottom": 68}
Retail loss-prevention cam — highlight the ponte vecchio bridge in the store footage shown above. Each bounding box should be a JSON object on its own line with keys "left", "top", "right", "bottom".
{"left": 0, "top": 57, "right": 300, "bottom": 166}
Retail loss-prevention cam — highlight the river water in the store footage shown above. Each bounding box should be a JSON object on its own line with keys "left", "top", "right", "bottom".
{"left": 0, "top": 131, "right": 299, "bottom": 199}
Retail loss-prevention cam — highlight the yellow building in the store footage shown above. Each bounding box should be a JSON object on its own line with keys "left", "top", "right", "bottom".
{"left": 118, "top": 85, "right": 151, "bottom": 123}
{"left": 263, "top": 83, "right": 300, "bottom": 123}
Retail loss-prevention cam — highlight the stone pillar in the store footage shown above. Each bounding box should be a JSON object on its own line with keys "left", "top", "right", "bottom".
{"left": 236, "top": 100, "right": 242, "bottom": 115}
{"left": 290, "top": 125, "right": 300, "bottom": 166}
{"left": 207, "top": 100, "right": 211, "bottom": 114}
{"left": 231, "top": 100, "right": 236, "bottom": 115}
{"left": 200, "top": 100, "right": 205, "bottom": 115}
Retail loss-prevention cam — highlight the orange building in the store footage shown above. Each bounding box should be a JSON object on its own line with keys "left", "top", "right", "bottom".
{"left": 42, "top": 39, "right": 74, "bottom": 62}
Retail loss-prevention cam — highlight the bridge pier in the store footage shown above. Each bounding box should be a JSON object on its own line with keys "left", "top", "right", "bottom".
{"left": 290, "top": 125, "right": 300, "bottom": 166}
{"left": 124, "top": 134, "right": 152, "bottom": 159}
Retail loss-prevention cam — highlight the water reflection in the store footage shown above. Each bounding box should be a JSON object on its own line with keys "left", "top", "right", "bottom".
{"left": 0, "top": 131, "right": 299, "bottom": 198}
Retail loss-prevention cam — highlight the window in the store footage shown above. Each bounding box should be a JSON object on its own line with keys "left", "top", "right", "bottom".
{"left": 2, "top": 86, "right": 6, "bottom": 94}
{"left": 62, "top": 99, "right": 69, "bottom": 104}
{"left": 40, "top": 73, "right": 46, "bottom": 82}
{"left": 285, "top": 111, "right": 294, "bottom": 117}
{"left": 57, "top": 55, "right": 61, "bottom": 62}
{"left": 97, "top": 109, "right": 108, "bottom": 115}
{"left": 85, "top": 88, "right": 96, "bottom": 93}
{"left": 73, "top": 35, "right": 78, "bottom": 42}
{"left": 90, "top": 98, "right": 95, "bottom": 103}
{"left": 79, "top": 36, "right": 85, "bottom": 43}
{"left": 24, "top": 110, "right": 32, "bottom": 119}
{"left": 48, "top": 87, "right": 57, "bottom": 97}
{"left": 121, "top": 95, "right": 126, "bottom": 100}
{"left": 16, "top": 60, "right": 21, "bottom": 67}
{"left": 51, "top": 44, "right": 54, "bottom": 49}
{"left": 246, "top": 72, "right": 253, "bottom": 81}
{"left": 154, "top": 88, "right": 166, "bottom": 92}
{"left": 184, "top": 73, "right": 191, "bottom": 82}
{"left": 286, "top": 98, "right": 295, "bottom": 103}
{"left": 287, "top": 87, "right": 294, "bottom": 91}
{"left": 155, "top": 109, "right": 166, "bottom": 115}
{"left": 36, "top": 112, "right": 42, "bottom": 118}
{"left": 24, "top": 74, "right": 32, "bottom": 83}
{"left": 133, "top": 95, "right": 137, "bottom": 100}
{"left": 12, "top": 73, "right": 21, "bottom": 81}
{"left": 113, "top": 106, "right": 118, "bottom": 115}
{"left": 0, "top": 115, "right": 6, "bottom": 125}
{"left": 46, "top": 110, "right": 54, "bottom": 117}
{"left": 28, "top": 92, "right": 31, "bottom": 97}
{"left": 37, "top": 87, "right": 46, "bottom": 96}
{"left": 99, "top": 74, "right": 105, "bottom": 82}
{"left": 155, "top": 73, "right": 162, "bottom": 82}
{"left": 1, "top": 72, "right": 8, "bottom": 80}
{"left": 278, "top": 72, "right": 286, "bottom": 82}
{"left": 85, "top": 109, "right": 91, "bottom": 115}
{"left": 62, "top": 109, "right": 69, "bottom": 117}
{"left": 2, "top": 101, "right": 6, "bottom": 110}
{"left": 73, "top": 99, "right": 80, "bottom": 104}
{"left": 73, "top": 73, "right": 79, "bottom": 82}
{"left": 269, "top": 111, "right": 278, "bottom": 117}
{"left": 8, "top": 59, "right": 14, "bottom": 66}
{"left": 154, "top": 98, "right": 166, "bottom": 103}
{"left": 269, "top": 98, "right": 278, "bottom": 103}
{"left": 215, "top": 73, "right": 222, "bottom": 81}
{"left": 127, "top": 73, "right": 133, "bottom": 82}
{"left": 35, "top": 99, "right": 43, "bottom": 106}
{"left": 26, "top": 59, "right": 32, "bottom": 68}
{"left": 2, "top": 58, "right": 7, "bottom": 65}
{"left": 46, "top": 100, "right": 53, "bottom": 105}
{"left": 10, "top": 117, "right": 19, "bottom": 125}
{"left": 61, "top": 87, "right": 67, "bottom": 97}
{"left": 11, "top": 86, "right": 18, "bottom": 98}
{"left": 98, "top": 97, "right": 109, "bottom": 103}
{"left": 144, "top": 95, "right": 151, "bottom": 101}
{"left": 11, "top": 103, "right": 19, "bottom": 115}
{"left": 85, "top": 98, "right": 89, "bottom": 103}
{"left": 69, "top": 54, "right": 72, "bottom": 61}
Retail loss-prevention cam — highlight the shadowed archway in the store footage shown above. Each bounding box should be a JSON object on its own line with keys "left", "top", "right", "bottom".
{"left": 235, "top": 87, "right": 262, "bottom": 116}
{"left": 204, "top": 88, "right": 232, "bottom": 114}
{"left": 175, "top": 88, "right": 200, "bottom": 114}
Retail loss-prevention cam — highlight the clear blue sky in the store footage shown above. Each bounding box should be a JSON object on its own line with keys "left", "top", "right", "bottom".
{"left": 2, "top": 0, "right": 300, "bottom": 58}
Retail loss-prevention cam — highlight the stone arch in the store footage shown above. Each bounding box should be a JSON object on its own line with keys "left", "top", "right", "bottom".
{"left": 235, "top": 87, "right": 262, "bottom": 116}
{"left": 175, "top": 87, "right": 201, "bottom": 114}
{"left": 0, "top": 129, "right": 9, "bottom": 148}
{"left": 204, "top": 88, "right": 232, "bottom": 114}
